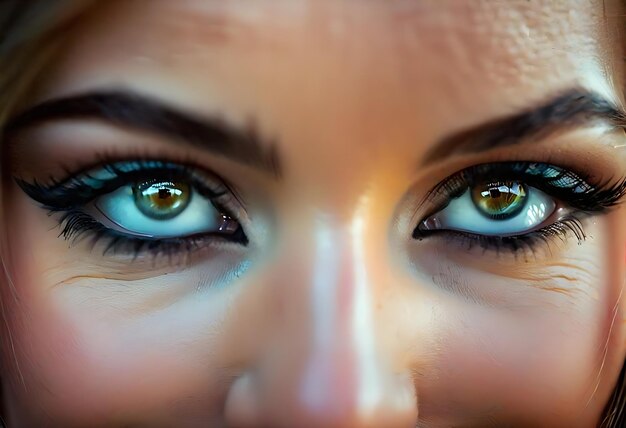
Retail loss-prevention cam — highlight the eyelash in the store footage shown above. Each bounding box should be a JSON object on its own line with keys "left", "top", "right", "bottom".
{"left": 413, "top": 161, "right": 626, "bottom": 253}
{"left": 16, "top": 159, "right": 248, "bottom": 258}
{"left": 16, "top": 158, "right": 626, "bottom": 259}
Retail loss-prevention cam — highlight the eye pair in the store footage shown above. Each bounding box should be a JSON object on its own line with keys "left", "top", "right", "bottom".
{"left": 19, "top": 158, "right": 623, "bottom": 259}
{"left": 109, "top": 175, "right": 540, "bottom": 238}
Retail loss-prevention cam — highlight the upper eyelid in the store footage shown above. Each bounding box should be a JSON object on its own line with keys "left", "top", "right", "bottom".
{"left": 15, "top": 160, "right": 231, "bottom": 209}
{"left": 430, "top": 163, "right": 588, "bottom": 196}
{"left": 422, "top": 162, "right": 626, "bottom": 214}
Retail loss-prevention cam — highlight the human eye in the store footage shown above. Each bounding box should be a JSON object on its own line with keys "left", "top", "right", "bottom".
{"left": 414, "top": 161, "right": 626, "bottom": 252}
{"left": 15, "top": 159, "right": 247, "bottom": 258}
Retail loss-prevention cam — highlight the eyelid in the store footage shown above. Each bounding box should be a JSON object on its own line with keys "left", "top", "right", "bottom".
{"left": 15, "top": 160, "right": 230, "bottom": 211}
{"left": 421, "top": 161, "right": 626, "bottom": 216}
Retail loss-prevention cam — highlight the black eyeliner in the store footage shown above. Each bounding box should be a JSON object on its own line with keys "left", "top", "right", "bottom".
{"left": 56, "top": 209, "right": 248, "bottom": 259}
{"left": 414, "top": 161, "right": 626, "bottom": 253}
{"left": 15, "top": 159, "right": 249, "bottom": 258}
{"left": 15, "top": 160, "right": 227, "bottom": 210}
{"left": 423, "top": 162, "right": 626, "bottom": 214}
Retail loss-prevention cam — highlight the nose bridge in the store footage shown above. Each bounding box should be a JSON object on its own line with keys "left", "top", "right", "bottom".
{"left": 225, "top": 209, "right": 418, "bottom": 427}
{"left": 302, "top": 215, "right": 377, "bottom": 416}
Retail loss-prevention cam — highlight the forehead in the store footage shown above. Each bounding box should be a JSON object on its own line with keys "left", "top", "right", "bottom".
{"left": 39, "top": 0, "right": 622, "bottom": 158}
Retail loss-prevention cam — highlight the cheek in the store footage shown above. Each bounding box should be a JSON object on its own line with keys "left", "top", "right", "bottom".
{"left": 419, "top": 274, "right": 614, "bottom": 424}
{"left": 439, "top": 308, "right": 599, "bottom": 407}
{"left": 1, "top": 273, "right": 239, "bottom": 424}
{"left": 401, "top": 214, "right": 623, "bottom": 423}
{"left": 0, "top": 194, "right": 238, "bottom": 423}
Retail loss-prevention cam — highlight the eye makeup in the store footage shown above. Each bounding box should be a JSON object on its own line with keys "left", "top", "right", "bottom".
{"left": 414, "top": 161, "right": 626, "bottom": 253}
{"left": 15, "top": 159, "right": 249, "bottom": 258}
{"left": 14, "top": 154, "right": 626, "bottom": 261}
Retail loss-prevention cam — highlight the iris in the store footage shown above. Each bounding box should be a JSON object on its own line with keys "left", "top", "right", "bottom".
{"left": 133, "top": 181, "right": 191, "bottom": 220}
{"left": 471, "top": 181, "right": 527, "bottom": 219}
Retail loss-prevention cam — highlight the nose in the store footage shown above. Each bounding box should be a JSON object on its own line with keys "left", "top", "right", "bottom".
{"left": 224, "top": 216, "right": 419, "bottom": 428}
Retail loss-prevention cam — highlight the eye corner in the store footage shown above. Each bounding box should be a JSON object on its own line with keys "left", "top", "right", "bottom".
{"left": 411, "top": 225, "right": 426, "bottom": 240}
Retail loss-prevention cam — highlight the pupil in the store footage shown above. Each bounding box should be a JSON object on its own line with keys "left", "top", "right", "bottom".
{"left": 471, "top": 181, "right": 527, "bottom": 219}
{"left": 158, "top": 188, "right": 172, "bottom": 199}
{"left": 489, "top": 188, "right": 501, "bottom": 198}
{"left": 133, "top": 180, "right": 191, "bottom": 220}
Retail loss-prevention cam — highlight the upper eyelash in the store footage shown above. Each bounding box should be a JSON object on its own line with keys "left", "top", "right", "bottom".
{"left": 424, "top": 161, "right": 626, "bottom": 214}
{"left": 15, "top": 160, "right": 229, "bottom": 211}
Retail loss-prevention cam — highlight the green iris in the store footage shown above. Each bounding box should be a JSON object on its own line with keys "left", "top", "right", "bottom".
{"left": 133, "top": 180, "right": 191, "bottom": 220}
{"left": 471, "top": 181, "right": 527, "bottom": 219}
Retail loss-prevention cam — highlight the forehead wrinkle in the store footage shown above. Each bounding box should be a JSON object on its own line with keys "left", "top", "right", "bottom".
{"left": 73, "top": 0, "right": 261, "bottom": 65}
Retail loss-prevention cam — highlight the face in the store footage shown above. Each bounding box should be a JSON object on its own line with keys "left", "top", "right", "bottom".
{"left": 1, "top": 1, "right": 626, "bottom": 427}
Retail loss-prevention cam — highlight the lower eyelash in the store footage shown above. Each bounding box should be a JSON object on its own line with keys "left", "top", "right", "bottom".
{"left": 413, "top": 215, "right": 587, "bottom": 256}
{"left": 56, "top": 209, "right": 248, "bottom": 259}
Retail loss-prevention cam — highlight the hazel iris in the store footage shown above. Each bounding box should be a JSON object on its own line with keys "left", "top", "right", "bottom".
{"left": 471, "top": 181, "right": 527, "bottom": 219}
{"left": 133, "top": 180, "right": 191, "bottom": 220}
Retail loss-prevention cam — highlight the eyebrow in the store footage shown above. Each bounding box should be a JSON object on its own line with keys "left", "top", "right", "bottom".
{"left": 3, "top": 91, "right": 282, "bottom": 176}
{"left": 5, "top": 89, "right": 623, "bottom": 174}
{"left": 422, "top": 90, "right": 626, "bottom": 165}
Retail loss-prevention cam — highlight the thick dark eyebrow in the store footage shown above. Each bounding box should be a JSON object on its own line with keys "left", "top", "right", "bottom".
{"left": 422, "top": 90, "right": 626, "bottom": 165}
{"left": 3, "top": 91, "right": 282, "bottom": 177}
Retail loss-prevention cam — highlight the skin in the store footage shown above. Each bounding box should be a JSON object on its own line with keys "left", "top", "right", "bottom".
{"left": 1, "top": 0, "right": 626, "bottom": 426}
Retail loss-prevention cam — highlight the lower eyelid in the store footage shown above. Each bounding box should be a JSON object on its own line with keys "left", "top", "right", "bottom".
{"left": 415, "top": 204, "right": 591, "bottom": 255}
{"left": 53, "top": 207, "right": 248, "bottom": 262}
{"left": 415, "top": 221, "right": 586, "bottom": 258}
